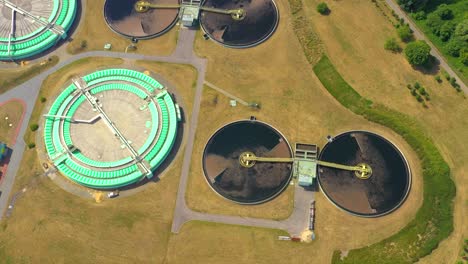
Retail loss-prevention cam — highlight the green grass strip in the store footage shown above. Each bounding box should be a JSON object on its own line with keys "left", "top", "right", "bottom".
{"left": 313, "top": 56, "right": 455, "bottom": 263}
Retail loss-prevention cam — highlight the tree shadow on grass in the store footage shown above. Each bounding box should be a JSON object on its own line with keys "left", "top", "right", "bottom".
{"left": 412, "top": 55, "right": 441, "bottom": 75}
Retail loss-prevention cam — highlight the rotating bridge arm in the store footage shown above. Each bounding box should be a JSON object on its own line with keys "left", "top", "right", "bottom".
{"left": 134, "top": 1, "right": 246, "bottom": 20}
{"left": 239, "top": 152, "right": 372, "bottom": 179}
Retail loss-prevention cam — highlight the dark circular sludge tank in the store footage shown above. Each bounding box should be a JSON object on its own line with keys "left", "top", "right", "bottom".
{"left": 200, "top": 0, "right": 279, "bottom": 48}
{"left": 104, "top": 0, "right": 179, "bottom": 39}
{"left": 202, "top": 120, "right": 292, "bottom": 204}
{"left": 318, "top": 131, "right": 411, "bottom": 217}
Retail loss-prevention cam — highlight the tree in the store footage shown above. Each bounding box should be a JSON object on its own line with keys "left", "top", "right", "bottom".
{"left": 446, "top": 38, "right": 464, "bottom": 57}
{"left": 461, "top": 50, "right": 468, "bottom": 66}
{"left": 413, "top": 11, "right": 426, "bottom": 20}
{"left": 316, "top": 3, "right": 329, "bottom": 15}
{"left": 397, "top": 25, "right": 413, "bottom": 42}
{"left": 405, "top": 40, "right": 431, "bottom": 66}
{"left": 454, "top": 19, "right": 468, "bottom": 42}
{"left": 384, "top": 38, "right": 401, "bottom": 52}
{"left": 439, "top": 22, "right": 455, "bottom": 41}
{"left": 426, "top": 13, "right": 444, "bottom": 36}
{"left": 397, "top": 0, "right": 428, "bottom": 11}
{"left": 435, "top": 4, "right": 453, "bottom": 20}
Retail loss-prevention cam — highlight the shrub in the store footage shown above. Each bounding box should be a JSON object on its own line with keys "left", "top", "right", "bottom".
{"left": 414, "top": 82, "right": 421, "bottom": 89}
{"left": 316, "top": 2, "right": 329, "bottom": 15}
{"left": 384, "top": 38, "right": 401, "bottom": 52}
{"left": 405, "top": 40, "right": 431, "bottom": 66}
{"left": 40, "top": 97, "right": 46, "bottom": 103}
{"left": 30, "top": 124, "right": 39, "bottom": 131}
{"left": 407, "top": 84, "right": 413, "bottom": 89}
{"left": 443, "top": 71, "right": 451, "bottom": 80}
{"left": 27, "top": 143, "right": 36, "bottom": 149}
{"left": 398, "top": 25, "right": 413, "bottom": 42}
{"left": 420, "top": 87, "right": 427, "bottom": 95}
{"left": 411, "top": 89, "right": 418, "bottom": 96}
{"left": 435, "top": 75, "right": 442, "bottom": 83}
{"left": 80, "top": 40, "right": 87, "bottom": 49}
{"left": 449, "top": 77, "right": 458, "bottom": 87}
{"left": 416, "top": 94, "right": 424, "bottom": 102}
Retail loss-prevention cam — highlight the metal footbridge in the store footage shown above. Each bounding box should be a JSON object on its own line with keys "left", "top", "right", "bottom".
{"left": 239, "top": 151, "right": 373, "bottom": 180}
{"left": 73, "top": 78, "right": 153, "bottom": 177}
{"left": 134, "top": 0, "right": 246, "bottom": 26}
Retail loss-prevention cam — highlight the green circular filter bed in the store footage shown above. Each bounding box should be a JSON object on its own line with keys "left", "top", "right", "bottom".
{"left": 0, "top": 0, "right": 77, "bottom": 60}
{"left": 43, "top": 68, "right": 179, "bottom": 189}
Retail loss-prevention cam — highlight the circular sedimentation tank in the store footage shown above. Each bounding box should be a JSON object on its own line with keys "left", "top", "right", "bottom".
{"left": 200, "top": 0, "right": 279, "bottom": 48}
{"left": 202, "top": 120, "right": 292, "bottom": 204}
{"left": 104, "top": 0, "right": 179, "bottom": 39}
{"left": 318, "top": 131, "right": 411, "bottom": 217}
{"left": 43, "top": 69, "right": 180, "bottom": 189}
{"left": 0, "top": 0, "right": 77, "bottom": 60}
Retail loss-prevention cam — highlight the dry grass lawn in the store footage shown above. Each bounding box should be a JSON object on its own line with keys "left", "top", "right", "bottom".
{"left": 135, "top": 61, "right": 197, "bottom": 117}
{"left": 0, "top": 101, "right": 24, "bottom": 144}
{"left": 303, "top": 0, "right": 468, "bottom": 262}
{"left": 66, "top": 0, "right": 178, "bottom": 55}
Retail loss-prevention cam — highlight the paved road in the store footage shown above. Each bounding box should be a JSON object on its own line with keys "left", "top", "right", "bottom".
{"left": 172, "top": 184, "right": 314, "bottom": 236}
{"left": 385, "top": 0, "right": 467, "bottom": 93}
